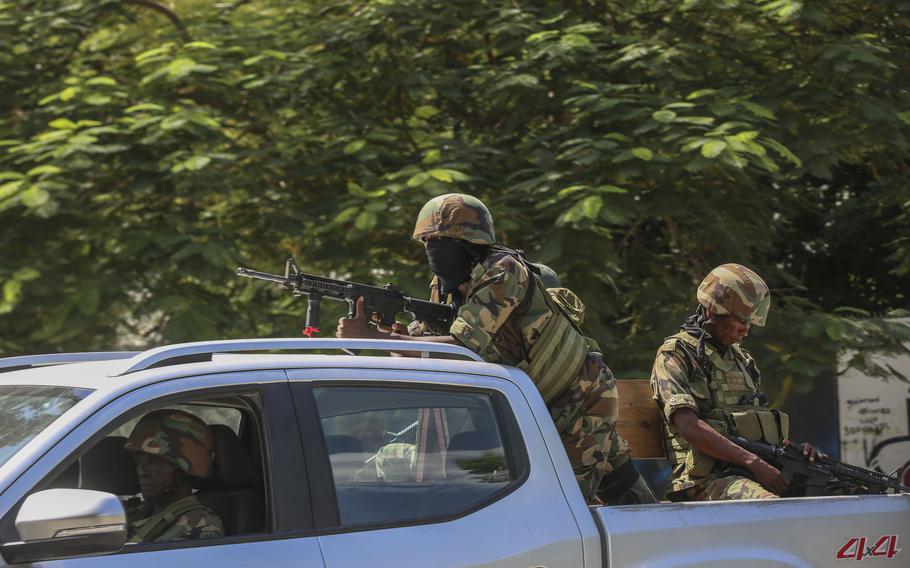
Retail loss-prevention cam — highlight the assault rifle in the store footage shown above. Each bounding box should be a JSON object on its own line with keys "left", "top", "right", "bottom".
{"left": 236, "top": 258, "right": 455, "bottom": 337}
{"left": 728, "top": 435, "right": 910, "bottom": 496}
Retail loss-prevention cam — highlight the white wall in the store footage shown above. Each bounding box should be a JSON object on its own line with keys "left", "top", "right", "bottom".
{"left": 838, "top": 350, "right": 910, "bottom": 485}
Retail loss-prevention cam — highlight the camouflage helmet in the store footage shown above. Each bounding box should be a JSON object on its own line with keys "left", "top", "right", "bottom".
{"left": 532, "top": 263, "right": 561, "bottom": 288}
{"left": 124, "top": 409, "right": 215, "bottom": 478}
{"left": 412, "top": 193, "right": 495, "bottom": 245}
{"left": 697, "top": 263, "right": 771, "bottom": 326}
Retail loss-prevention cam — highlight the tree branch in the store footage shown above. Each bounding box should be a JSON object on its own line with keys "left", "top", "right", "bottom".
{"left": 123, "top": 0, "right": 191, "bottom": 42}
{"left": 664, "top": 216, "right": 705, "bottom": 276}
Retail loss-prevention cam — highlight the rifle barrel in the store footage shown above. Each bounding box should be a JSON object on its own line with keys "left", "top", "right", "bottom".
{"left": 236, "top": 267, "right": 293, "bottom": 285}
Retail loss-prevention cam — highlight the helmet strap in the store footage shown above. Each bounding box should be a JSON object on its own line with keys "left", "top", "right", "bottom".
{"left": 681, "top": 304, "right": 715, "bottom": 372}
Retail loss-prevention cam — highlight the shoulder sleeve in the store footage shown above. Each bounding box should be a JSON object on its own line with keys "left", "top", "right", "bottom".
{"left": 650, "top": 339, "right": 699, "bottom": 421}
{"left": 449, "top": 255, "right": 528, "bottom": 354}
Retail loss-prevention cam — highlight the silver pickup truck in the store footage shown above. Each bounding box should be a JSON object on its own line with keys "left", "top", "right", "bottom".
{"left": 0, "top": 339, "right": 907, "bottom": 567}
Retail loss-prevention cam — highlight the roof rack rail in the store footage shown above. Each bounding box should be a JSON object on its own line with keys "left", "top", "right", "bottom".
{"left": 116, "top": 338, "right": 483, "bottom": 376}
{"left": 0, "top": 352, "right": 141, "bottom": 373}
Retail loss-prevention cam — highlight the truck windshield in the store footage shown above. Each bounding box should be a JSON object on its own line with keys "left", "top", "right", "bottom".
{"left": 0, "top": 385, "right": 92, "bottom": 469}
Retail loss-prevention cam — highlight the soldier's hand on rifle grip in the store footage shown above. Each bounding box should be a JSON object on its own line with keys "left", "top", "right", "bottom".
{"left": 377, "top": 322, "right": 409, "bottom": 335}
{"left": 337, "top": 297, "right": 385, "bottom": 340}
{"left": 784, "top": 439, "right": 827, "bottom": 462}
{"left": 746, "top": 455, "right": 789, "bottom": 495}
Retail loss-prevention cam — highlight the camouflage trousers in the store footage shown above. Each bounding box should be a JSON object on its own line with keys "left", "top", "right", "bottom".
{"left": 682, "top": 474, "right": 776, "bottom": 501}
{"left": 549, "top": 352, "right": 645, "bottom": 504}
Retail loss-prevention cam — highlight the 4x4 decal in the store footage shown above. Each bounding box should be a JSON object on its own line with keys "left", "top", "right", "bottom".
{"left": 837, "top": 535, "right": 901, "bottom": 561}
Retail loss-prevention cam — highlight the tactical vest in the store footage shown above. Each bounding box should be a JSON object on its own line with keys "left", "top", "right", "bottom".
{"left": 659, "top": 332, "right": 789, "bottom": 479}
{"left": 420, "top": 250, "right": 588, "bottom": 403}
{"left": 128, "top": 497, "right": 213, "bottom": 543}
{"left": 489, "top": 252, "right": 588, "bottom": 403}
{"left": 429, "top": 248, "right": 587, "bottom": 404}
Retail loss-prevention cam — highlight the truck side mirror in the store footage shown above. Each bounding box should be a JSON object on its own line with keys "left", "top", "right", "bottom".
{"left": 1, "top": 489, "right": 126, "bottom": 564}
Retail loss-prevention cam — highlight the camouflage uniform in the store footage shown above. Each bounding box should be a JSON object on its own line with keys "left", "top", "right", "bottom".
{"left": 651, "top": 331, "right": 775, "bottom": 500}
{"left": 124, "top": 409, "right": 225, "bottom": 542}
{"left": 650, "top": 264, "right": 780, "bottom": 501}
{"left": 127, "top": 495, "right": 224, "bottom": 543}
{"left": 414, "top": 194, "right": 655, "bottom": 504}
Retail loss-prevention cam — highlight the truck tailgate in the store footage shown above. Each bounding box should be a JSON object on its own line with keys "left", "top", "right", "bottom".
{"left": 594, "top": 494, "right": 910, "bottom": 567}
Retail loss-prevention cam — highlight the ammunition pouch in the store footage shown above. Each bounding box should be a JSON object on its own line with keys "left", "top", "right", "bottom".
{"left": 665, "top": 407, "right": 790, "bottom": 479}
{"left": 518, "top": 311, "right": 587, "bottom": 403}
{"left": 728, "top": 408, "right": 789, "bottom": 446}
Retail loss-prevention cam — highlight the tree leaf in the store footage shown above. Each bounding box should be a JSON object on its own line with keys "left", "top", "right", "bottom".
{"left": 49, "top": 118, "right": 78, "bottom": 129}
{"left": 166, "top": 58, "right": 200, "bottom": 80}
{"left": 83, "top": 94, "right": 112, "bottom": 105}
{"left": 20, "top": 185, "right": 50, "bottom": 207}
{"left": 13, "top": 268, "right": 40, "bottom": 281}
{"left": 0, "top": 172, "right": 25, "bottom": 182}
{"left": 652, "top": 110, "right": 677, "bottom": 123}
{"left": 27, "top": 165, "right": 62, "bottom": 176}
{"left": 561, "top": 34, "right": 592, "bottom": 48}
{"left": 3, "top": 280, "right": 22, "bottom": 303}
{"left": 172, "top": 156, "right": 211, "bottom": 173}
{"left": 185, "top": 41, "right": 217, "bottom": 50}
{"left": 631, "top": 147, "right": 653, "bottom": 161}
{"left": 85, "top": 77, "right": 117, "bottom": 86}
{"left": 594, "top": 184, "right": 628, "bottom": 194}
{"left": 825, "top": 318, "right": 845, "bottom": 341}
{"left": 0, "top": 180, "right": 23, "bottom": 201}
{"left": 526, "top": 30, "right": 560, "bottom": 43}
{"left": 135, "top": 45, "right": 173, "bottom": 63}
{"left": 580, "top": 195, "right": 603, "bottom": 218}
{"left": 125, "top": 103, "right": 165, "bottom": 114}
{"left": 330, "top": 207, "right": 359, "bottom": 226}
{"left": 59, "top": 87, "right": 80, "bottom": 101}
{"left": 701, "top": 139, "right": 728, "bottom": 158}
{"left": 406, "top": 172, "right": 430, "bottom": 187}
{"left": 343, "top": 139, "right": 366, "bottom": 154}
{"left": 740, "top": 101, "right": 776, "bottom": 120}
{"left": 428, "top": 168, "right": 469, "bottom": 183}
{"left": 415, "top": 105, "right": 440, "bottom": 119}
{"left": 355, "top": 210, "right": 377, "bottom": 231}
{"left": 686, "top": 88, "right": 716, "bottom": 100}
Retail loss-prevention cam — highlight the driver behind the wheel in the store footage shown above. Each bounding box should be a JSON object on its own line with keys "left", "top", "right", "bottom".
{"left": 124, "top": 409, "right": 224, "bottom": 543}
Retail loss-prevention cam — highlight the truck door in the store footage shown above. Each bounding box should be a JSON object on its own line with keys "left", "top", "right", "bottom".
{"left": 0, "top": 371, "right": 325, "bottom": 568}
{"left": 288, "top": 368, "right": 584, "bottom": 568}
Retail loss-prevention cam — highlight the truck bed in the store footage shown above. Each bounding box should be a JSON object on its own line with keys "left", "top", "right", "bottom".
{"left": 593, "top": 494, "right": 910, "bottom": 567}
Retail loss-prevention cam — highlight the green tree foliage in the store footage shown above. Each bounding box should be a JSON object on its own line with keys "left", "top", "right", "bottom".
{"left": 2, "top": 0, "right": 909, "bottom": 399}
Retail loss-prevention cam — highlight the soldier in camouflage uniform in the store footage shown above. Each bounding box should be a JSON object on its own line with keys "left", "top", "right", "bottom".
{"left": 124, "top": 409, "right": 224, "bottom": 542}
{"left": 650, "top": 264, "right": 823, "bottom": 501}
{"left": 337, "top": 193, "right": 656, "bottom": 505}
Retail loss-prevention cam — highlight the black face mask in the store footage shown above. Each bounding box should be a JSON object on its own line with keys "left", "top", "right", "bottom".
{"left": 425, "top": 238, "right": 480, "bottom": 300}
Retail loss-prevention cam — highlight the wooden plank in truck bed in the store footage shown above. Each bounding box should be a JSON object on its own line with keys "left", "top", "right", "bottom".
{"left": 616, "top": 379, "right": 664, "bottom": 459}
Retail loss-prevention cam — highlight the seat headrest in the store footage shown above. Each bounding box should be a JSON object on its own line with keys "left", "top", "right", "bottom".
{"left": 81, "top": 436, "right": 140, "bottom": 495}
{"left": 325, "top": 435, "right": 363, "bottom": 455}
{"left": 197, "top": 424, "right": 256, "bottom": 489}
{"left": 447, "top": 430, "right": 500, "bottom": 452}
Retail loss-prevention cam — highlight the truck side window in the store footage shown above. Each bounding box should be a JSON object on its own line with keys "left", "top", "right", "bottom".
{"left": 44, "top": 398, "right": 267, "bottom": 541}
{"left": 314, "top": 386, "right": 515, "bottom": 526}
